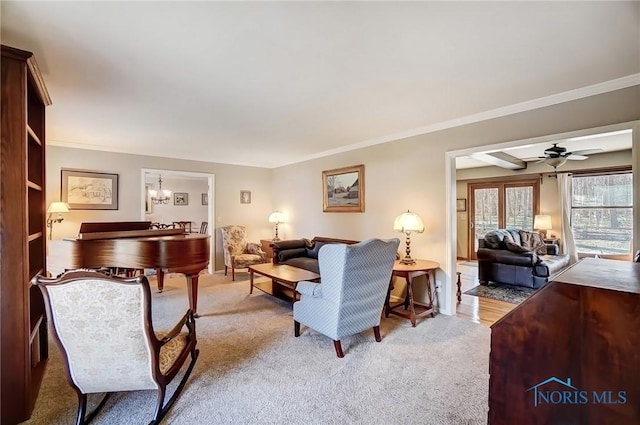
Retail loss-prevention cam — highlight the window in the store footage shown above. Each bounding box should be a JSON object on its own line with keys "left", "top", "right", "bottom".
{"left": 571, "top": 171, "right": 633, "bottom": 255}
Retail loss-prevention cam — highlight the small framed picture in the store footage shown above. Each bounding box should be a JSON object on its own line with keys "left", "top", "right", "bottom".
{"left": 240, "top": 190, "right": 251, "bottom": 204}
{"left": 456, "top": 199, "right": 467, "bottom": 212}
{"left": 174, "top": 192, "right": 189, "bottom": 206}
{"left": 202, "top": 193, "right": 208, "bottom": 206}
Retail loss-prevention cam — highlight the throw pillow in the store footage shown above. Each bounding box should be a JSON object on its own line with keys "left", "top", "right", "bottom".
{"left": 246, "top": 243, "right": 262, "bottom": 255}
{"left": 505, "top": 240, "right": 531, "bottom": 254}
{"left": 484, "top": 229, "right": 515, "bottom": 249}
{"left": 519, "top": 231, "right": 547, "bottom": 255}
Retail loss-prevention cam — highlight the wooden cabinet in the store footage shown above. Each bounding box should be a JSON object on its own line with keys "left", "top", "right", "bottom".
{"left": 488, "top": 258, "right": 640, "bottom": 425}
{"left": 1, "top": 45, "right": 52, "bottom": 424}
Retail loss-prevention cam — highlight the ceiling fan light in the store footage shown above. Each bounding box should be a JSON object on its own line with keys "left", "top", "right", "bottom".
{"left": 544, "top": 157, "right": 568, "bottom": 168}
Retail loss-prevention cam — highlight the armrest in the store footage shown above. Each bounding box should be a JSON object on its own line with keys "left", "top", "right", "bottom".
{"left": 477, "top": 248, "right": 538, "bottom": 267}
{"left": 544, "top": 244, "right": 559, "bottom": 255}
{"left": 296, "top": 281, "right": 322, "bottom": 297}
{"left": 158, "top": 310, "right": 195, "bottom": 344}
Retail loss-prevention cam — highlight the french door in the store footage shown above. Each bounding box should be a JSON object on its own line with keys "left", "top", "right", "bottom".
{"left": 468, "top": 179, "right": 539, "bottom": 260}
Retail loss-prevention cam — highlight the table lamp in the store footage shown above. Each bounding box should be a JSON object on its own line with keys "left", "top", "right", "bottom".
{"left": 534, "top": 214, "right": 552, "bottom": 239}
{"left": 268, "top": 211, "right": 284, "bottom": 241}
{"left": 46, "top": 201, "right": 70, "bottom": 240}
{"left": 393, "top": 210, "right": 424, "bottom": 265}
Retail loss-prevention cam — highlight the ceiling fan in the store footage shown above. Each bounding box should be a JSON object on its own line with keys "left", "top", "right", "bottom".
{"left": 535, "top": 143, "right": 602, "bottom": 169}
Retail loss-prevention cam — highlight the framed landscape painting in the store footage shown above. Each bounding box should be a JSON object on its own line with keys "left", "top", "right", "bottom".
{"left": 61, "top": 169, "right": 118, "bottom": 210}
{"left": 322, "top": 164, "right": 364, "bottom": 212}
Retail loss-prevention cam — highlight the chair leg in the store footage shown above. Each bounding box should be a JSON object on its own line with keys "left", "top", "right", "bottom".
{"left": 224, "top": 266, "right": 228, "bottom": 276}
{"left": 76, "top": 392, "right": 111, "bottom": 425}
{"left": 294, "top": 320, "right": 300, "bottom": 337}
{"left": 152, "top": 386, "right": 167, "bottom": 425}
{"left": 150, "top": 349, "right": 200, "bottom": 424}
{"left": 232, "top": 267, "right": 235, "bottom": 281}
{"left": 373, "top": 325, "right": 382, "bottom": 342}
{"left": 333, "top": 340, "right": 345, "bottom": 358}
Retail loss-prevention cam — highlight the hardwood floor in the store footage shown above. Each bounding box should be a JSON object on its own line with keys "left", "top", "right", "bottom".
{"left": 454, "top": 261, "right": 517, "bottom": 326}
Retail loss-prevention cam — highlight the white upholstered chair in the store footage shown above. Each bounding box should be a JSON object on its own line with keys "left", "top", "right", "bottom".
{"left": 293, "top": 238, "right": 400, "bottom": 358}
{"left": 32, "top": 270, "right": 199, "bottom": 425}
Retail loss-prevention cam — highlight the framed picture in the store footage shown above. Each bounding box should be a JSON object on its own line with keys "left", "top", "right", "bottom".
{"left": 174, "top": 192, "right": 189, "bottom": 206}
{"left": 240, "top": 190, "right": 251, "bottom": 204}
{"left": 456, "top": 199, "right": 467, "bottom": 212}
{"left": 202, "top": 193, "right": 208, "bottom": 206}
{"left": 61, "top": 169, "right": 118, "bottom": 210}
{"left": 322, "top": 164, "right": 364, "bottom": 213}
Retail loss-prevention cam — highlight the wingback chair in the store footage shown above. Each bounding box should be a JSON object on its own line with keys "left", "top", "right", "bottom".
{"left": 32, "top": 270, "right": 199, "bottom": 425}
{"left": 220, "top": 225, "right": 268, "bottom": 280}
{"left": 293, "top": 238, "right": 400, "bottom": 358}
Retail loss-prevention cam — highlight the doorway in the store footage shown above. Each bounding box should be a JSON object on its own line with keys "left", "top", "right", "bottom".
{"left": 467, "top": 179, "right": 539, "bottom": 260}
{"left": 141, "top": 168, "right": 215, "bottom": 271}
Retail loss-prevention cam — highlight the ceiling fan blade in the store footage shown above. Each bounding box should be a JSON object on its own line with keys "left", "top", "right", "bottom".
{"left": 533, "top": 158, "right": 546, "bottom": 164}
{"left": 566, "top": 154, "right": 588, "bottom": 160}
{"left": 568, "top": 148, "right": 602, "bottom": 156}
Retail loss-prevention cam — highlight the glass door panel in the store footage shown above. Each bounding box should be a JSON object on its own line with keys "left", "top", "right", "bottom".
{"left": 471, "top": 187, "right": 499, "bottom": 259}
{"left": 505, "top": 186, "right": 534, "bottom": 230}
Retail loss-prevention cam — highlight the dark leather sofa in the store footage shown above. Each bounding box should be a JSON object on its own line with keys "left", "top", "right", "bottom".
{"left": 271, "top": 236, "right": 359, "bottom": 274}
{"left": 477, "top": 229, "right": 570, "bottom": 289}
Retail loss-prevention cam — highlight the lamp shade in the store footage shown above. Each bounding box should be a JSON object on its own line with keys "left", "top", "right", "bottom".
{"left": 268, "top": 211, "right": 284, "bottom": 224}
{"left": 534, "top": 214, "right": 552, "bottom": 231}
{"left": 393, "top": 210, "right": 424, "bottom": 233}
{"left": 47, "top": 201, "right": 70, "bottom": 214}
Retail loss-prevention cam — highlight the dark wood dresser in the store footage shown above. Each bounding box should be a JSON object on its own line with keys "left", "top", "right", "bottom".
{"left": 489, "top": 258, "right": 640, "bottom": 425}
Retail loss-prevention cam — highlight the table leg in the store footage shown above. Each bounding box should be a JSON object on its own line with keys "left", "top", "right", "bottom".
{"left": 156, "top": 268, "right": 164, "bottom": 292}
{"left": 425, "top": 273, "right": 435, "bottom": 318}
{"left": 456, "top": 272, "right": 462, "bottom": 302}
{"left": 186, "top": 273, "right": 200, "bottom": 318}
{"left": 406, "top": 276, "right": 417, "bottom": 327}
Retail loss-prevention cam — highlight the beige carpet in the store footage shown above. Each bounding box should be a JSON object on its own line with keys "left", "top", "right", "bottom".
{"left": 24, "top": 272, "right": 490, "bottom": 425}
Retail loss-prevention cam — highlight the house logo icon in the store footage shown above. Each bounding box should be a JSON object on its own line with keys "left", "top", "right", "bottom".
{"left": 526, "top": 377, "right": 627, "bottom": 407}
{"left": 526, "top": 377, "right": 577, "bottom": 407}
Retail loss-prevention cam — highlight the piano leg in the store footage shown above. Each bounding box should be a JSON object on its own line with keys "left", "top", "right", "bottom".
{"left": 186, "top": 273, "right": 200, "bottom": 318}
{"left": 156, "top": 268, "right": 165, "bottom": 292}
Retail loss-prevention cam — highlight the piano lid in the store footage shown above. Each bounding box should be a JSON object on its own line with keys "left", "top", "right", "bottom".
{"left": 76, "top": 221, "right": 185, "bottom": 240}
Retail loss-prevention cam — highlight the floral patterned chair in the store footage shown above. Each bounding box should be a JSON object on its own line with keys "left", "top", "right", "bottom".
{"left": 32, "top": 270, "right": 199, "bottom": 425}
{"left": 220, "top": 225, "right": 268, "bottom": 280}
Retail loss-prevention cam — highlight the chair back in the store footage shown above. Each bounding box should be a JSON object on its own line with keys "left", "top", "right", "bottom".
{"left": 199, "top": 221, "right": 208, "bottom": 234}
{"left": 33, "top": 271, "right": 159, "bottom": 394}
{"left": 220, "top": 225, "right": 248, "bottom": 265}
{"left": 173, "top": 221, "right": 192, "bottom": 233}
{"left": 319, "top": 238, "right": 400, "bottom": 336}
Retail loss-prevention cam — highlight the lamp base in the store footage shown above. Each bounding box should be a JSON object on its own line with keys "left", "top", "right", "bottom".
{"left": 272, "top": 237, "right": 280, "bottom": 242}
{"left": 400, "top": 256, "right": 416, "bottom": 265}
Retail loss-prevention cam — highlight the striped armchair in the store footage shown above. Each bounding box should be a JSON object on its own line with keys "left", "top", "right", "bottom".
{"left": 293, "top": 238, "right": 400, "bottom": 358}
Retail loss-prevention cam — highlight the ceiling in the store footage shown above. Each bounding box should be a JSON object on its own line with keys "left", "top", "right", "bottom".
{"left": 2, "top": 2, "right": 638, "bottom": 168}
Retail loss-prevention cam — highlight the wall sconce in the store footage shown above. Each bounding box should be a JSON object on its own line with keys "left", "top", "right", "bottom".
{"left": 46, "top": 201, "right": 70, "bottom": 240}
{"left": 268, "top": 211, "right": 284, "bottom": 241}
{"left": 393, "top": 210, "right": 424, "bottom": 265}
{"left": 534, "top": 214, "right": 552, "bottom": 239}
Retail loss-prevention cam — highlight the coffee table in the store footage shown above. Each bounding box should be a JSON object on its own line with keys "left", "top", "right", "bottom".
{"left": 248, "top": 263, "right": 320, "bottom": 303}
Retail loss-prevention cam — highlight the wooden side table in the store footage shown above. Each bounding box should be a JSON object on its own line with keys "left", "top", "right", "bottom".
{"left": 385, "top": 259, "right": 440, "bottom": 327}
{"left": 260, "top": 239, "right": 275, "bottom": 262}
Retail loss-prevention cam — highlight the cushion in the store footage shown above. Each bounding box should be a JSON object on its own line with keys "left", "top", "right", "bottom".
{"left": 519, "top": 231, "right": 547, "bottom": 255}
{"left": 305, "top": 242, "right": 326, "bottom": 259}
{"left": 484, "top": 229, "right": 515, "bottom": 249}
{"left": 246, "top": 243, "right": 262, "bottom": 255}
{"left": 505, "top": 240, "right": 531, "bottom": 254}
{"left": 278, "top": 248, "right": 307, "bottom": 262}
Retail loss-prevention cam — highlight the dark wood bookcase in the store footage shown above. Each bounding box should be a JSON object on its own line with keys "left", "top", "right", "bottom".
{"left": 1, "top": 45, "right": 52, "bottom": 424}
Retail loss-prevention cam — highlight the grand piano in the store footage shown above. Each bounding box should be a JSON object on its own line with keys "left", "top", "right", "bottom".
{"left": 58, "top": 221, "right": 210, "bottom": 316}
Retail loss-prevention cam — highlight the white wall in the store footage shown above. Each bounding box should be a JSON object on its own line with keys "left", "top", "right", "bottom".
{"left": 46, "top": 147, "right": 274, "bottom": 270}
{"left": 271, "top": 86, "right": 640, "bottom": 315}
